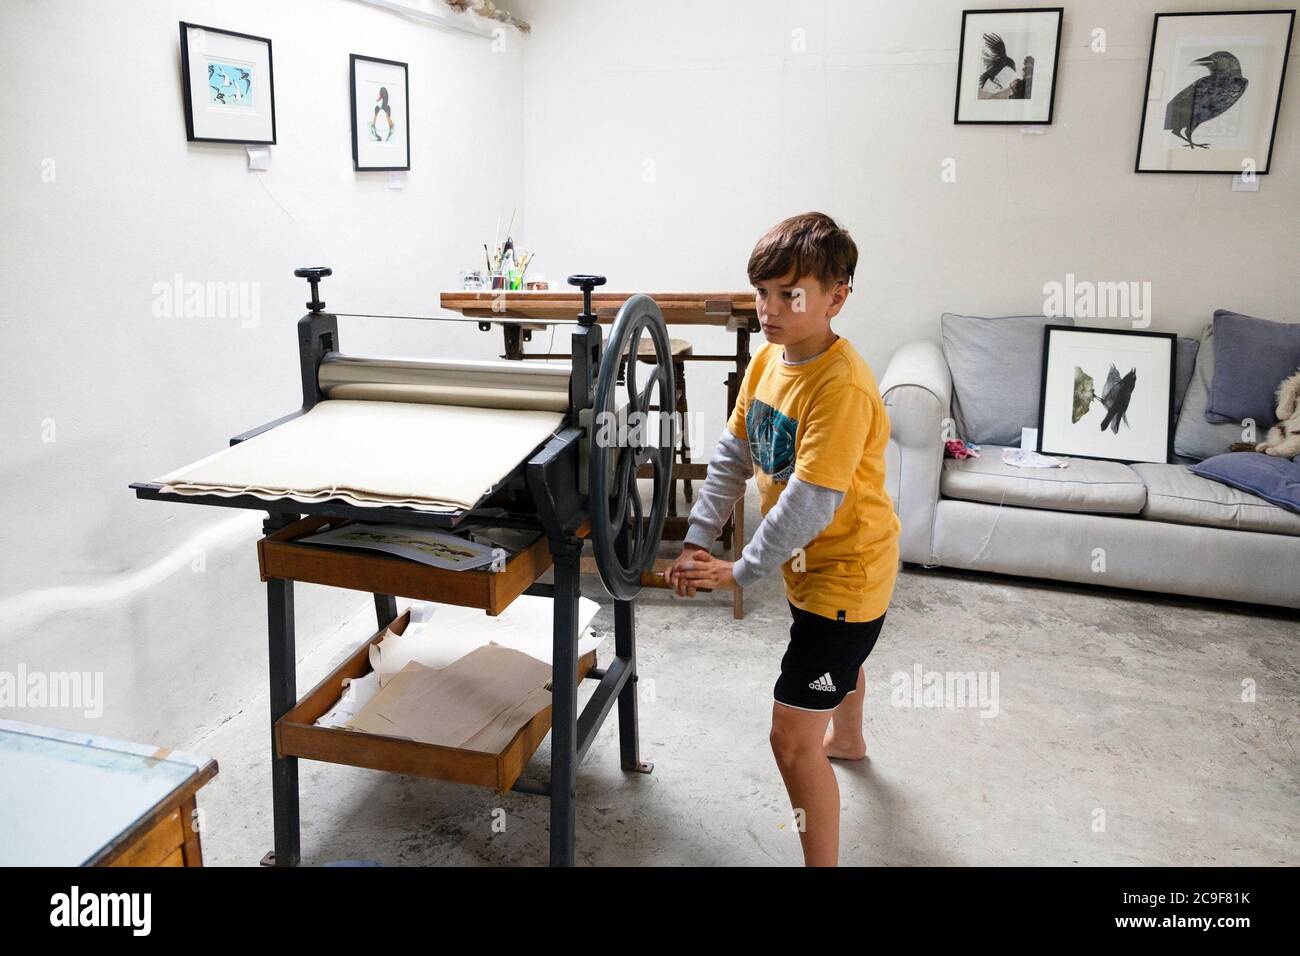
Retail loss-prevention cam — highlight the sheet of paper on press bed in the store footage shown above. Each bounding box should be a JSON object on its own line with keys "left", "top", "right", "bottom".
{"left": 368, "top": 594, "right": 603, "bottom": 686}
{"left": 349, "top": 647, "right": 555, "bottom": 752}
{"left": 152, "top": 399, "right": 564, "bottom": 511}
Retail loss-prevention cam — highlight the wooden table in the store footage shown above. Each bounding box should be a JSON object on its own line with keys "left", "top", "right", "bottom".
{"left": 440, "top": 290, "right": 760, "bottom": 618}
{"left": 0, "top": 719, "right": 217, "bottom": 866}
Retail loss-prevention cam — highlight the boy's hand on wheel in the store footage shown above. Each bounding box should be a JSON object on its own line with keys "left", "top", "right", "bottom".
{"left": 666, "top": 545, "right": 707, "bottom": 597}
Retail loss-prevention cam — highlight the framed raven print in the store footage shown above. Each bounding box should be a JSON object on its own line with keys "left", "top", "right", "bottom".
{"left": 1135, "top": 11, "right": 1295, "bottom": 174}
{"left": 1037, "top": 327, "right": 1178, "bottom": 465}
{"left": 179, "top": 22, "right": 276, "bottom": 144}
{"left": 350, "top": 54, "right": 410, "bottom": 171}
{"left": 954, "top": 7, "right": 1063, "bottom": 124}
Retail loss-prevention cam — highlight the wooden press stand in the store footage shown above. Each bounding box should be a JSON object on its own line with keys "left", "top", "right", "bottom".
{"left": 256, "top": 512, "right": 650, "bottom": 868}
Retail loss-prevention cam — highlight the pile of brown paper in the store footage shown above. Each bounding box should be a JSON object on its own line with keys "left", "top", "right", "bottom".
{"left": 349, "top": 645, "right": 554, "bottom": 754}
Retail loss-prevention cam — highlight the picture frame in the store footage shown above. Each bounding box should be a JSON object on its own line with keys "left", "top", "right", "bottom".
{"left": 1135, "top": 11, "right": 1295, "bottom": 174}
{"left": 179, "top": 21, "right": 276, "bottom": 145}
{"left": 954, "top": 7, "right": 1064, "bottom": 124}
{"left": 1036, "top": 326, "right": 1178, "bottom": 465}
{"left": 350, "top": 54, "right": 411, "bottom": 171}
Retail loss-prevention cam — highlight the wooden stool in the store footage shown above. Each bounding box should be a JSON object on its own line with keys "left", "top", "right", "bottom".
{"left": 624, "top": 336, "right": 694, "bottom": 516}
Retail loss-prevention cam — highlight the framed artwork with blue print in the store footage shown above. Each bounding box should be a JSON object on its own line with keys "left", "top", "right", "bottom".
{"left": 179, "top": 21, "right": 276, "bottom": 145}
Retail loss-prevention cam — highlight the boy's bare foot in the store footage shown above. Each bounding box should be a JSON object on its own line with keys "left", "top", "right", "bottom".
{"left": 823, "top": 723, "right": 867, "bottom": 761}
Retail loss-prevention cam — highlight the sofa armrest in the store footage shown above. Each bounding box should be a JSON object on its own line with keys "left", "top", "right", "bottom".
{"left": 881, "top": 340, "right": 952, "bottom": 566}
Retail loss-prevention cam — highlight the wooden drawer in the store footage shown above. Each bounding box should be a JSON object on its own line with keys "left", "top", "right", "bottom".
{"left": 276, "top": 610, "right": 595, "bottom": 794}
{"left": 258, "top": 515, "right": 552, "bottom": 615}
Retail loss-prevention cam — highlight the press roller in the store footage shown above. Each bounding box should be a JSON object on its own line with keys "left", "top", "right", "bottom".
{"left": 316, "top": 353, "right": 573, "bottom": 412}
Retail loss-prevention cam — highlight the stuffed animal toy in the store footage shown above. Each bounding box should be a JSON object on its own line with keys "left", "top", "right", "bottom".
{"left": 1255, "top": 369, "right": 1300, "bottom": 458}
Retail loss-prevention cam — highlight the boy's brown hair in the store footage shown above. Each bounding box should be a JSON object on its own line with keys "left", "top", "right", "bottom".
{"left": 747, "top": 211, "right": 857, "bottom": 292}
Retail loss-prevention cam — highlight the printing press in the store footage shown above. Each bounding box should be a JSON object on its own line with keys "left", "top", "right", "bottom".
{"left": 130, "top": 267, "right": 680, "bottom": 866}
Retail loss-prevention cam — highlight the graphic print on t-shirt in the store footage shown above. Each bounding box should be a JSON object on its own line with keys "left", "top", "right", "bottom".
{"left": 746, "top": 398, "right": 798, "bottom": 482}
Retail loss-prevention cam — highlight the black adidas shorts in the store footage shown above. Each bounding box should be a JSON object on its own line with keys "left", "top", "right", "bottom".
{"left": 773, "top": 600, "right": 887, "bottom": 711}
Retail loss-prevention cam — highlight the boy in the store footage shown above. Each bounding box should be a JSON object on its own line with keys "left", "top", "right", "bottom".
{"left": 665, "top": 211, "right": 901, "bottom": 867}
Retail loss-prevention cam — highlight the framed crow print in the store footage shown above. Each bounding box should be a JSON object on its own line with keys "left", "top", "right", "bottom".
{"left": 954, "top": 7, "right": 1063, "bottom": 124}
{"left": 179, "top": 22, "right": 276, "bottom": 144}
{"left": 1036, "top": 327, "right": 1178, "bottom": 465}
{"left": 1136, "top": 11, "right": 1294, "bottom": 174}
{"left": 350, "top": 54, "right": 410, "bottom": 171}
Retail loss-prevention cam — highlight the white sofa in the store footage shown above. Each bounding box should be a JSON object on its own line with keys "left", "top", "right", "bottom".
{"left": 880, "top": 339, "right": 1300, "bottom": 611}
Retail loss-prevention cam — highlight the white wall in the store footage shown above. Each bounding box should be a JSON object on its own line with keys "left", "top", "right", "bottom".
{"left": 515, "top": 0, "right": 1299, "bottom": 444}
{"left": 2, "top": 0, "right": 1297, "bottom": 746}
{"left": 0, "top": 0, "right": 526, "bottom": 741}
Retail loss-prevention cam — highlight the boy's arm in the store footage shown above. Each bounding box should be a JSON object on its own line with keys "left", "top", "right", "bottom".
{"left": 683, "top": 429, "right": 753, "bottom": 550}
{"left": 730, "top": 477, "right": 844, "bottom": 589}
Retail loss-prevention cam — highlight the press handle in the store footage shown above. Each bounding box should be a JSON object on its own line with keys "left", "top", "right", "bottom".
{"left": 567, "top": 274, "right": 606, "bottom": 326}
{"left": 294, "top": 266, "right": 333, "bottom": 312}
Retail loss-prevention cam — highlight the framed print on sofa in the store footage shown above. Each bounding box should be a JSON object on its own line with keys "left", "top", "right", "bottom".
{"left": 179, "top": 21, "right": 276, "bottom": 145}
{"left": 1037, "top": 326, "right": 1178, "bottom": 465}
{"left": 1135, "top": 10, "right": 1295, "bottom": 174}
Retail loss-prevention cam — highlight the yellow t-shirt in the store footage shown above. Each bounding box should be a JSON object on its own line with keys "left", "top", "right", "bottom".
{"left": 727, "top": 336, "right": 900, "bottom": 622}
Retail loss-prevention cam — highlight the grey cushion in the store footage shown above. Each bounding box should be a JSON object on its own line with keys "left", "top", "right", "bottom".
{"left": 1174, "top": 324, "right": 1250, "bottom": 461}
{"left": 1206, "top": 310, "right": 1300, "bottom": 425}
{"left": 941, "top": 445, "right": 1147, "bottom": 514}
{"left": 1190, "top": 451, "right": 1300, "bottom": 517}
{"left": 1133, "top": 461, "right": 1300, "bottom": 536}
{"left": 940, "top": 313, "right": 1072, "bottom": 445}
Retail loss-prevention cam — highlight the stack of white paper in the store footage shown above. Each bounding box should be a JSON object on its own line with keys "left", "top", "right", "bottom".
{"left": 314, "top": 594, "right": 604, "bottom": 729}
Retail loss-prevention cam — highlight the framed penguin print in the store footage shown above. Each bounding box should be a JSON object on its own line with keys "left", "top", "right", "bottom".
{"left": 179, "top": 21, "right": 276, "bottom": 144}
{"left": 954, "top": 7, "right": 1064, "bottom": 124}
{"left": 1135, "top": 11, "right": 1295, "bottom": 174}
{"left": 350, "top": 54, "right": 411, "bottom": 171}
{"left": 1036, "top": 326, "right": 1178, "bottom": 465}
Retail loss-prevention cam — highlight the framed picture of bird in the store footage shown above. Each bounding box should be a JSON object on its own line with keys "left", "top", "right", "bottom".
{"left": 350, "top": 54, "right": 411, "bottom": 172}
{"left": 954, "top": 7, "right": 1063, "bottom": 124}
{"left": 1036, "top": 327, "right": 1178, "bottom": 465}
{"left": 179, "top": 22, "right": 276, "bottom": 145}
{"left": 1135, "top": 11, "right": 1295, "bottom": 174}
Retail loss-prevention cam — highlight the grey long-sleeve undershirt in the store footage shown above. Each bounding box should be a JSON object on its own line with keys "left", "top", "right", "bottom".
{"left": 683, "top": 429, "right": 845, "bottom": 589}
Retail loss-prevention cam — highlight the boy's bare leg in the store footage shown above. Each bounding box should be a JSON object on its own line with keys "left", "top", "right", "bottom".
{"left": 770, "top": 703, "right": 839, "bottom": 866}
{"left": 823, "top": 667, "right": 867, "bottom": 760}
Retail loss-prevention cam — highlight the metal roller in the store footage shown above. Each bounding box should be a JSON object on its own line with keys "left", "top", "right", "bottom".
{"left": 318, "top": 352, "right": 572, "bottom": 412}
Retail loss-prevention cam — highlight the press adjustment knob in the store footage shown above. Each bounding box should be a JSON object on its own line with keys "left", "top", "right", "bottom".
{"left": 567, "top": 274, "right": 607, "bottom": 326}
{"left": 294, "top": 266, "right": 332, "bottom": 312}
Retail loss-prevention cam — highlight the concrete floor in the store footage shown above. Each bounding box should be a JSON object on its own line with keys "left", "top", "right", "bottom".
{"left": 190, "top": 557, "right": 1300, "bottom": 867}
